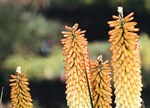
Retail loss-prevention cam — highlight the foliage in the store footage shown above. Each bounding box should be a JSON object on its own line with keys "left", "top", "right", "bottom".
{"left": 1, "top": 0, "right": 150, "bottom": 14}
{"left": 0, "top": 4, "right": 24, "bottom": 61}
{"left": 3, "top": 46, "right": 64, "bottom": 81}
{"left": 88, "top": 41, "right": 110, "bottom": 60}
{"left": 2, "top": 35, "right": 150, "bottom": 84}
{"left": 25, "top": 14, "right": 64, "bottom": 41}
{"left": 139, "top": 34, "right": 150, "bottom": 87}
{"left": 0, "top": 3, "right": 64, "bottom": 62}
{"left": 139, "top": 33, "right": 150, "bottom": 72}
{"left": 14, "top": 12, "right": 64, "bottom": 54}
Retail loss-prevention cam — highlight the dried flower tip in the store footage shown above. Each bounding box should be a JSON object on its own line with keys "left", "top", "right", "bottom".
{"left": 117, "top": 6, "right": 123, "bottom": 13}
{"left": 16, "top": 66, "right": 21, "bottom": 74}
{"left": 118, "top": 6, "right": 123, "bottom": 18}
{"left": 72, "top": 23, "right": 79, "bottom": 29}
{"left": 97, "top": 55, "right": 103, "bottom": 63}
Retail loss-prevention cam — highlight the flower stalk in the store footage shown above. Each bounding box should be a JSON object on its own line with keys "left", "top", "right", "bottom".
{"left": 0, "top": 87, "right": 4, "bottom": 108}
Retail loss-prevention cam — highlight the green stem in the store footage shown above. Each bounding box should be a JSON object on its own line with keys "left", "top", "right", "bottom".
{"left": 85, "top": 71, "right": 94, "bottom": 108}
{"left": 0, "top": 87, "right": 4, "bottom": 107}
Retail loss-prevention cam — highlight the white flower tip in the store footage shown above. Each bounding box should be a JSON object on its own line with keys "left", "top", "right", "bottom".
{"left": 117, "top": 6, "right": 123, "bottom": 13}
{"left": 16, "top": 66, "right": 22, "bottom": 74}
{"left": 97, "top": 55, "right": 103, "bottom": 62}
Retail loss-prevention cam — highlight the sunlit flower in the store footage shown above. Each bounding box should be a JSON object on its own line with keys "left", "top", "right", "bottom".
{"left": 90, "top": 55, "right": 112, "bottom": 108}
{"left": 9, "top": 66, "right": 33, "bottom": 108}
{"left": 108, "top": 7, "right": 143, "bottom": 108}
{"left": 61, "top": 23, "right": 92, "bottom": 107}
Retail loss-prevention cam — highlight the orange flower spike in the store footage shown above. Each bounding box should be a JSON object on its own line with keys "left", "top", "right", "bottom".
{"left": 9, "top": 66, "right": 33, "bottom": 108}
{"left": 62, "top": 23, "right": 92, "bottom": 108}
{"left": 90, "top": 55, "right": 112, "bottom": 108}
{"left": 108, "top": 7, "right": 143, "bottom": 108}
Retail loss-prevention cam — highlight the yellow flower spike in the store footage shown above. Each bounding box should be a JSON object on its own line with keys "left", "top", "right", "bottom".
{"left": 108, "top": 7, "right": 143, "bottom": 108}
{"left": 9, "top": 66, "right": 33, "bottom": 108}
{"left": 61, "top": 23, "right": 93, "bottom": 108}
{"left": 90, "top": 55, "right": 112, "bottom": 108}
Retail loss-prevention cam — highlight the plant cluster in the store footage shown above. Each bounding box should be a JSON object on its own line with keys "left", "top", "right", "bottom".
{"left": 61, "top": 7, "right": 143, "bottom": 108}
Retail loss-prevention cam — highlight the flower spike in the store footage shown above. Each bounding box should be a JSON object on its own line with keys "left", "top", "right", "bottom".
{"left": 9, "top": 66, "right": 33, "bottom": 108}
{"left": 108, "top": 7, "right": 143, "bottom": 108}
{"left": 90, "top": 55, "right": 112, "bottom": 108}
{"left": 62, "top": 23, "right": 92, "bottom": 108}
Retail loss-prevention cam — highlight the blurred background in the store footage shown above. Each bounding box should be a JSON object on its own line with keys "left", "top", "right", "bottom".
{"left": 0, "top": 0, "right": 149, "bottom": 108}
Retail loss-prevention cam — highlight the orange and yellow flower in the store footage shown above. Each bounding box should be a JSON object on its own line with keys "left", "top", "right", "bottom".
{"left": 108, "top": 9, "right": 143, "bottom": 108}
{"left": 61, "top": 23, "right": 92, "bottom": 107}
{"left": 90, "top": 55, "right": 112, "bottom": 108}
{"left": 9, "top": 66, "right": 33, "bottom": 108}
